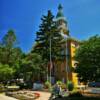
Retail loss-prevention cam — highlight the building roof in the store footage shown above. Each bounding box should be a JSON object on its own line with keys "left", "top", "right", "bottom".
{"left": 56, "top": 4, "right": 65, "bottom": 19}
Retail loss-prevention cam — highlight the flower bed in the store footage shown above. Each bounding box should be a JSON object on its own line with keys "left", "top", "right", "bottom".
{"left": 6, "top": 90, "right": 40, "bottom": 100}
{"left": 34, "top": 92, "right": 40, "bottom": 99}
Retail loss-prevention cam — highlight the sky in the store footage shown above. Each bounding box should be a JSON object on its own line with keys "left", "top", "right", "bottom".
{"left": 0, "top": 0, "right": 100, "bottom": 53}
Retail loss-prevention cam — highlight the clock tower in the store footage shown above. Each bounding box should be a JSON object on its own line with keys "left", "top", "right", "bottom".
{"left": 55, "top": 4, "right": 80, "bottom": 86}
{"left": 56, "top": 4, "right": 69, "bottom": 38}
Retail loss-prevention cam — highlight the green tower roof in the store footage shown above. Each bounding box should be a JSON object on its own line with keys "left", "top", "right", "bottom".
{"left": 58, "top": 4, "right": 63, "bottom": 10}
{"left": 56, "top": 4, "right": 64, "bottom": 18}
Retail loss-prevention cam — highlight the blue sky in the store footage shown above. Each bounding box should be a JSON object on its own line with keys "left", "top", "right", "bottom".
{"left": 0, "top": 0, "right": 100, "bottom": 53}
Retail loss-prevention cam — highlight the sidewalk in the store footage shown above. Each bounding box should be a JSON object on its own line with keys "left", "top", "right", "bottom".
{"left": 34, "top": 91, "right": 51, "bottom": 100}
{"left": 0, "top": 94, "right": 18, "bottom": 100}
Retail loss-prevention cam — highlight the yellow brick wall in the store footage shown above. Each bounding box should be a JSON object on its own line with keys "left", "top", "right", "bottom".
{"left": 70, "top": 42, "right": 79, "bottom": 87}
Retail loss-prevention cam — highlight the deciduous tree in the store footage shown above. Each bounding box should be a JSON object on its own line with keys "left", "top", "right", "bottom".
{"left": 75, "top": 35, "right": 100, "bottom": 83}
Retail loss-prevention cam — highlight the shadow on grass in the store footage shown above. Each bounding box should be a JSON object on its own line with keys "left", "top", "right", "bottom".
{"left": 52, "top": 97, "right": 100, "bottom": 100}
{"left": 51, "top": 92, "right": 100, "bottom": 100}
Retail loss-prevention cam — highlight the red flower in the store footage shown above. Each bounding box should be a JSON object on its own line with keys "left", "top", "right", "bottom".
{"left": 34, "top": 93, "right": 40, "bottom": 97}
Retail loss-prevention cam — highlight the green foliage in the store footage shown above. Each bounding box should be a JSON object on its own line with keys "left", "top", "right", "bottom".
{"left": 56, "top": 81, "right": 66, "bottom": 89}
{"left": 0, "top": 30, "right": 23, "bottom": 66}
{"left": 32, "top": 10, "right": 64, "bottom": 83}
{"left": 33, "top": 10, "right": 63, "bottom": 61}
{"left": 44, "top": 81, "right": 51, "bottom": 89}
{"left": 0, "top": 64, "right": 15, "bottom": 81}
{"left": 0, "top": 84, "right": 5, "bottom": 92}
{"left": 67, "top": 81, "right": 74, "bottom": 91}
{"left": 75, "top": 35, "right": 100, "bottom": 83}
{"left": 56, "top": 80, "right": 62, "bottom": 85}
{"left": 2, "top": 29, "right": 16, "bottom": 48}
{"left": 20, "top": 53, "right": 46, "bottom": 83}
{"left": 0, "top": 29, "right": 24, "bottom": 81}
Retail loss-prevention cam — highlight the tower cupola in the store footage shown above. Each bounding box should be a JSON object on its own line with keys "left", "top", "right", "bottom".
{"left": 56, "top": 4, "right": 69, "bottom": 36}
{"left": 56, "top": 4, "right": 64, "bottom": 18}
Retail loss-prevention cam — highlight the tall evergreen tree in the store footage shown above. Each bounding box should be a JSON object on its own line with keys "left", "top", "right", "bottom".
{"left": 33, "top": 10, "right": 63, "bottom": 62}
{"left": 0, "top": 29, "right": 24, "bottom": 81}
{"left": 0, "top": 30, "right": 23, "bottom": 66}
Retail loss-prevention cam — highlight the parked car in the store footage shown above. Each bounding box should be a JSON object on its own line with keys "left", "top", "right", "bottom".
{"left": 88, "top": 82, "right": 100, "bottom": 87}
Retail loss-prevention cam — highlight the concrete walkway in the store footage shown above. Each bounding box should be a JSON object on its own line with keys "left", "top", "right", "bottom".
{"left": 0, "top": 94, "right": 18, "bottom": 100}
{"left": 35, "top": 91, "right": 51, "bottom": 100}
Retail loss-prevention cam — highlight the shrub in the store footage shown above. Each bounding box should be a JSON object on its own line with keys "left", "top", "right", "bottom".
{"left": 56, "top": 80, "right": 62, "bottom": 85}
{"left": 44, "top": 81, "right": 51, "bottom": 89}
{"left": 67, "top": 81, "right": 74, "bottom": 91}
{"left": 56, "top": 81, "right": 66, "bottom": 89}
{"left": 0, "top": 84, "right": 5, "bottom": 92}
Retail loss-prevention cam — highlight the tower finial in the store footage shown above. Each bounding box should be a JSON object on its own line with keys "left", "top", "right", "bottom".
{"left": 56, "top": 4, "right": 64, "bottom": 18}
{"left": 58, "top": 4, "right": 63, "bottom": 10}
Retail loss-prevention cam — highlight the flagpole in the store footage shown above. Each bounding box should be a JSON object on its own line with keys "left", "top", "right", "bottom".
{"left": 50, "top": 36, "right": 52, "bottom": 84}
